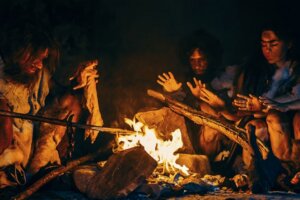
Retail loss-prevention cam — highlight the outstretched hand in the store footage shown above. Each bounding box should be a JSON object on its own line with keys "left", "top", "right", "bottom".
{"left": 233, "top": 94, "right": 262, "bottom": 112}
{"left": 69, "top": 60, "right": 99, "bottom": 90}
{"left": 186, "top": 77, "right": 206, "bottom": 98}
{"left": 199, "top": 87, "right": 226, "bottom": 109}
{"left": 157, "top": 72, "right": 182, "bottom": 92}
{"left": 259, "top": 96, "right": 289, "bottom": 112}
{"left": 187, "top": 77, "right": 225, "bottom": 108}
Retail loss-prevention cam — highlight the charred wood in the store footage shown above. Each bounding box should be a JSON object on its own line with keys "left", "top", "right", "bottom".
{"left": 86, "top": 146, "right": 157, "bottom": 200}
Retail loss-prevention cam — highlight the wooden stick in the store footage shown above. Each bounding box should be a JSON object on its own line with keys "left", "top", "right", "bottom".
{"left": 147, "top": 89, "right": 269, "bottom": 156}
{"left": 0, "top": 110, "right": 136, "bottom": 135}
{"left": 12, "top": 146, "right": 111, "bottom": 200}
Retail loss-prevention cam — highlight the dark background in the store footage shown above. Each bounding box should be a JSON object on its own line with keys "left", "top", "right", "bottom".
{"left": 0, "top": 0, "right": 299, "bottom": 127}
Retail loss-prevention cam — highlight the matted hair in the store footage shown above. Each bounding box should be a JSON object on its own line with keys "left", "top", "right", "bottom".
{"left": 0, "top": 23, "right": 60, "bottom": 76}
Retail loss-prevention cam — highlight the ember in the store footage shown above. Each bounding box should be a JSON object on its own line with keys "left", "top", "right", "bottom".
{"left": 114, "top": 118, "right": 189, "bottom": 176}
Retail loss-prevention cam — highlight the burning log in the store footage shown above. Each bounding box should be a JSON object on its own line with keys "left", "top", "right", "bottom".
{"left": 84, "top": 146, "right": 157, "bottom": 199}
{"left": 12, "top": 145, "right": 112, "bottom": 200}
{"left": 147, "top": 89, "right": 269, "bottom": 157}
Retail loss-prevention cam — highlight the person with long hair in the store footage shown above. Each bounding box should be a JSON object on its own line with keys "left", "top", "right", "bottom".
{"left": 157, "top": 29, "right": 239, "bottom": 166}
{"left": 233, "top": 19, "right": 300, "bottom": 191}
{"left": 0, "top": 23, "right": 99, "bottom": 189}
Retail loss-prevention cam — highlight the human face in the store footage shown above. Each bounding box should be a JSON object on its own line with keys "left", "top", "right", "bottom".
{"left": 261, "top": 30, "right": 290, "bottom": 65}
{"left": 189, "top": 48, "right": 208, "bottom": 75}
{"left": 19, "top": 48, "right": 49, "bottom": 75}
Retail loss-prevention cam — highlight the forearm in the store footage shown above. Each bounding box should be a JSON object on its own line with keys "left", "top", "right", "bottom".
{"left": 274, "top": 94, "right": 300, "bottom": 103}
{"left": 284, "top": 100, "right": 300, "bottom": 111}
{"left": 0, "top": 103, "right": 13, "bottom": 154}
{"left": 219, "top": 109, "right": 241, "bottom": 121}
{"left": 0, "top": 99, "right": 13, "bottom": 154}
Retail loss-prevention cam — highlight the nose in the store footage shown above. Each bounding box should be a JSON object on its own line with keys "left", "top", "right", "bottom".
{"left": 264, "top": 44, "right": 272, "bottom": 53}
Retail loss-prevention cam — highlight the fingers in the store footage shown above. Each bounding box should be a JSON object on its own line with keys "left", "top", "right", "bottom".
{"left": 199, "top": 96, "right": 209, "bottom": 103}
{"left": 186, "top": 81, "right": 193, "bottom": 90}
{"left": 70, "top": 59, "right": 99, "bottom": 85}
{"left": 258, "top": 96, "right": 267, "bottom": 101}
{"left": 157, "top": 72, "right": 173, "bottom": 82}
{"left": 73, "top": 70, "right": 99, "bottom": 90}
{"left": 157, "top": 80, "right": 164, "bottom": 86}
{"left": 162, "top": 72, "right": 170, "bottom": 80}
{"left": 200, "top": 87, "right": 212, "bottom": 97}
{"left": 236, "top": 94, "right": 249, "bottom": 100}
{"left": 233, "top": 98, "right": 246, "bottom": 108}
{"left": 73, "top": 82, "right": 86, "bottom": 90}
{"left": 73, "top": 75, "right": 99, "bottom": 90}
{"left": 158, "top": 75, "right": 167, "bottom": 82}
{"left": 193, "top": 77, "right": 199, "bottom": 87}
{"left": 259, "top": 96, "right": 272, "bottom": 103}
{"left": 178, "top": 82, "right": 182, "bottom": 88}
{"left": 249, "top": 94, "right": 256, "bottom": 99}
{"left": 258, "top": 96, "right": 277, "bottom": 109}
{"left": 168, "top": 72, "right": 175, "bottom": 79}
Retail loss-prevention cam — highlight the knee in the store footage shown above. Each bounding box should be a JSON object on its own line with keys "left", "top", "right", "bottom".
{"left": 266, "top": 110, "right": 284, "bottom": 125}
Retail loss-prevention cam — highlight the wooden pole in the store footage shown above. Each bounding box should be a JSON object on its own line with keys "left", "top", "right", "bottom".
{"left": 147, "top": 89, "right": 269, "bottom": 156}
{"left": 0, "top": 110, "right": 137, "bottom": 135}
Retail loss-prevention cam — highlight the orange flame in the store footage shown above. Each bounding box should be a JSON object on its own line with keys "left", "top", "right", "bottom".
{"left": 114, "top": 118, "right": 189, "bottom": 176}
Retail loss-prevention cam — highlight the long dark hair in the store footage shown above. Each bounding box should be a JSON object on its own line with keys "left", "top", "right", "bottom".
{"left": 0, "top": 23, "right": 60, "bottom": 77}
{"left": 179, "top": 29, "right": 223, "bottom": 83}
{"left": 237, "top": 19, "right": 299, "bottom": 96}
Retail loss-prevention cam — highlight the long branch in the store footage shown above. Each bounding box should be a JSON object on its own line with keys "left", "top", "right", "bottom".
{"left": 147, "top": 89, "right": 269, "bottom": 156}
{"left": 0, "top": 110, "right": 136, "bottom": 135}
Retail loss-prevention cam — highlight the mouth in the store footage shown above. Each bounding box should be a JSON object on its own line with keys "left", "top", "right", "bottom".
{"left": 264, "top": 54, "right": 272, "bottom": 60}
{"left": 193, "top": 67, "right": 206, "bottom": 74}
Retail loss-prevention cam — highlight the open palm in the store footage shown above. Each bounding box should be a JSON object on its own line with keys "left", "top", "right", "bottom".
{"left": 157, "top": 72, "right": 182, "bottom": 92}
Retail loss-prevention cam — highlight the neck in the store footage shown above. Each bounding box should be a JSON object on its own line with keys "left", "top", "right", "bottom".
{"left": 275, "top": 60, "right": 291, "bottom": 68}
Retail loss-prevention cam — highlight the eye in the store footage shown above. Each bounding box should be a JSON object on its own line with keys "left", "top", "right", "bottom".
{"left": 270, "top": 43, "right": 279, "bottom": 47}
{"left": 261, "top": 42, "right": 267, "bottom": 47}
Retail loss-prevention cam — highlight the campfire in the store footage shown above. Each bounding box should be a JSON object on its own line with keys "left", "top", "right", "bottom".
{"left": 114, "top": 117, "right": 189, "bottom": 176}
{"left": 12, "top": 89, "right": 271, "bottom": 200}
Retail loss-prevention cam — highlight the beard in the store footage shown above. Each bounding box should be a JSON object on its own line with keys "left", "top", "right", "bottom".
{"left": 3, "top": 64, "right": 40, "bottom": 86}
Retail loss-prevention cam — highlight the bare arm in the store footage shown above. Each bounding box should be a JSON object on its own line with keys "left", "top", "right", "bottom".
{"left": 0, "top": 98, "right": 13, "bottom": 154}
{"left": 259, "top": 96, "right": 300, "bottom": 112}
